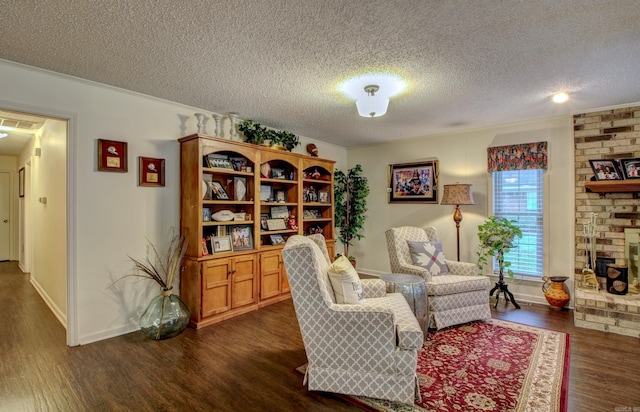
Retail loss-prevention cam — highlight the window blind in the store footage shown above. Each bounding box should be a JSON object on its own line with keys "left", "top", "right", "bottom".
{"left": 492, "top": 169, "right": 543, "bottom": 277}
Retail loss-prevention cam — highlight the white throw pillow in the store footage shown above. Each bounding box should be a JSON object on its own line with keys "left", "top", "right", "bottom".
{"left": 327, "top": 255, "right": 364, "bottom": 304}
{"left": 407, "top": 240, "right": 449, "bottom": 276}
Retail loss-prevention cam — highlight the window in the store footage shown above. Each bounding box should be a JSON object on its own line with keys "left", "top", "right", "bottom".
{"left": 492, "top": 169, "right": 543, "bottom": 277}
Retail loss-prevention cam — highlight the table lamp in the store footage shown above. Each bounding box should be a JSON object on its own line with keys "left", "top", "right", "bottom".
{"left": 440, "top": 183, "right": 475, "bottom": 261}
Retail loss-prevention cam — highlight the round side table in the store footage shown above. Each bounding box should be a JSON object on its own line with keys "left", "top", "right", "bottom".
{"left": 380, "top": 273, "right": 428, "bottom": 334}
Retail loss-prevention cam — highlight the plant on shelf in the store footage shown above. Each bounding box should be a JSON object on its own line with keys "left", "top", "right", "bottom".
{"left": 117, "top": 231, "right": 190, "bottom": 340}
{"left": 476, "top": 216, "right": 522, "bottom": 279}
{"left": 238, "top": 120, "right": 270, "bottom": 145}
{"left": 334, "top": 164, "right": 370, "bottom": 264}
{"left": 272, "top": 130, "right": 300, "bottom": 152}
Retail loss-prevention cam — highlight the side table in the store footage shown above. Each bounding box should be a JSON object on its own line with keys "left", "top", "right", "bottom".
{"left": 380, "top": 273, "right": 428, "bottom": 334}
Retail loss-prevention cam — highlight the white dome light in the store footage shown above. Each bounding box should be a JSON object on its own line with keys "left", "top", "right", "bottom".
{"left": 552, "top": 92, "right": 569, "bottom": 103}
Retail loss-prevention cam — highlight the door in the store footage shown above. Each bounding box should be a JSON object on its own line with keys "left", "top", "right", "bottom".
{"left": 0, "top": 172, "right": 10, "bottom": 261}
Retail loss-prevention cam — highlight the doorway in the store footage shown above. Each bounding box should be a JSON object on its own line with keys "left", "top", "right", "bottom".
{"left": 0, "top": 172, "right": 10, "bottom": 261}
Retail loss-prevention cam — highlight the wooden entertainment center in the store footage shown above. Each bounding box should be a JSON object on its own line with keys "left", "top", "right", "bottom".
{"left": 178, "top": 134, "right": 335, "bottom": 329}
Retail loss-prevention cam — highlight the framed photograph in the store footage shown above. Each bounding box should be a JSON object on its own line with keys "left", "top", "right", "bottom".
{"left": 271, "top": 167, "right": 286, "bottom": 179}
{"left": 270, "top": 205, "right": 289, "bottom": 219}
{"left": 230, "top": 226, "right": 253, "bottom": 250}
{"left": 202, "top": 207, "right": 211, "bottom": 222}
{"left": 234, "top": 177, "right": 247, "bottom": 201}
{"left": 318, "top": 190, "right": 330, "bottom": 204}
{"left": 230, "top": 156, "right": 248, "bottom": 172}
{"left": 260, "top": 213, "right": 270, "bottom": 230}
{"left": 18, "top": 167, "right": 25, "bottom": 198}
{"left": 260, "top": 185, "right": 272, "bottom": 202}
{"left": 138, "top": 156, "right": 165, "bottom": 187}
{"left": 270, "top": 234, "right": 285, "bottom": 245}
{"left": 98, "top": 139, "right": 128, "bottom": 172}
{"left": 303, "top": 209, "right": 321, "bottom": 219}
{"left": 201, "top": 238, "right": 210, "bottom": 256}
{"left": 266, "top": 218, "right": 287, "bottom": 231}
{"left": 589, "top": 159, "right": 623, "bottom": 181}
{"left": 207, "top": 153, "right": 232, "bottom": 169}
{"left": 620, "top": 158, "right": 640, "bottom": 179}
{"left": 212, "top": 235, "right": 233, "bottom": 253}
{"left": 275, "top": 190, "right": 286, "bottom": 203}
{"left": 233, "top": 212, "right": 246, "bottom": 221}
{"left": 210, "top": 180, "right": 230, "bottom": 200}
{"left": 388, "top": 160, "right": 438, "bottom": 203}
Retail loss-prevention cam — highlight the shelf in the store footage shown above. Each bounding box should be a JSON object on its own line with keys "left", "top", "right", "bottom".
{"left": 585, "top": 180, "right": 640, "bottom": 195}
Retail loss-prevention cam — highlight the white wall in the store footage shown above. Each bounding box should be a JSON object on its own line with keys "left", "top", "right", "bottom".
{"left": 0, "top": 59, "right": 347, "bottom": 344}
{"left": 347, "top": 116, "right": 575, "bottom": 305}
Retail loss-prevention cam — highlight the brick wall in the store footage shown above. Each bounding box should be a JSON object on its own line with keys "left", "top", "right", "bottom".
{"left": 574, "top": 105, "right": 640, "bottom": 337}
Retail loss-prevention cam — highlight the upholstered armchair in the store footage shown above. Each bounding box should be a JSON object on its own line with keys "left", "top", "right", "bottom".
{"left": 385, "top": 226, "right": 491, "bottom": 330}
{"left": 282, "top": 234, "right": 423, "bottom": 404}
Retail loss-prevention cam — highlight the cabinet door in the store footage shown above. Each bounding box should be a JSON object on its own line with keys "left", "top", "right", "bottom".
{"left": 202, "top": 258, "right": 232, "bottom": 318}
{"left": 232, "top": 254, "right": 258, "bottom": 308}
{"left": 260, "top": 251, "right": 282, "bottom": 299}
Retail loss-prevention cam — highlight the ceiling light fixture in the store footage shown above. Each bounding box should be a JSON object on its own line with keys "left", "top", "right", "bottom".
{"left": 552, "top": 92, "right": 569, "bottom": 103}
{"left": 356, "top": 85, "right": 389, "bottom": 118}
{"left": 0, "top": 133, "right": 7, "bottom": 138}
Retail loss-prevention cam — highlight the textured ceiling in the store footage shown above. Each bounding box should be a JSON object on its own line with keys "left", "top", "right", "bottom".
{"left": 1, "top": 1, "right": 640, "bottom": 147}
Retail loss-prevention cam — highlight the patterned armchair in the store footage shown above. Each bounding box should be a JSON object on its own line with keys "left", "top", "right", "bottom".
{"left": 282, "top": 234, "right": 423, "bottom": 404}
{"left": 385, "top": 226, "right": 491, "bottom": 330}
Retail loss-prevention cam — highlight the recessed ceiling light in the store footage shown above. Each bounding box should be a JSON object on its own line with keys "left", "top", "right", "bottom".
{"left": 552, "top": 92, "right": 569, "bottom": 103}
{"left": 0, "top": 133, "right": 8, "bottom": 139}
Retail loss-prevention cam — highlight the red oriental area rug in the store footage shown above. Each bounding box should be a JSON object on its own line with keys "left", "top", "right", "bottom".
{"left": 295, "top": 319, "right": 570, "bottom": 412}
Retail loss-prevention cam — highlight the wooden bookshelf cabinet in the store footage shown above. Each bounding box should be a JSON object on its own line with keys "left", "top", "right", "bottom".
{"left": 178, "top": 134, "right": 335, "bottom": 328}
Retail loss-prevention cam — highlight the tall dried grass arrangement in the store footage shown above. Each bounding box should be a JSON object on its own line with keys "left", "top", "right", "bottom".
{"left": 125, "top": 232, "right": 188, "bottom": 290}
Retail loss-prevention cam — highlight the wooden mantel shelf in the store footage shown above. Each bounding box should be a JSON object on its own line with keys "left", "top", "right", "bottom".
{"left": 585, "top": 180, "right": 640, "bottom": 194}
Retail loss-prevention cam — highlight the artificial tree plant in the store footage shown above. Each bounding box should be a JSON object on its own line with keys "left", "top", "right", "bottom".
{"left": 334, "top": 164, "right": 370, "bottom": 263}
{"left": 476, "top": 216, "right": 522, "bottom": 308}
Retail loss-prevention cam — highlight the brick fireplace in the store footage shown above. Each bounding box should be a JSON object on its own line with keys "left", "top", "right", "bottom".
{"left": 573, "top": 105, "right": 640, "bottom": 338}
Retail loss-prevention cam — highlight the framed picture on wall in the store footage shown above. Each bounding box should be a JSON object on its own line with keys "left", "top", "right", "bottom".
{"left": 18, "top": 167, "right": 25, "bottom": 198}
{"left": 138, "top": 157, "right": 165, "bottom": 187}
{"left": 388, "top": 160, "right": 438, "bottom": 203}
{"left": 97, "top": 139, "right": 128, "bottom": 172}
{"left": 589, "top": 159, "right": 623, "bottom": 181}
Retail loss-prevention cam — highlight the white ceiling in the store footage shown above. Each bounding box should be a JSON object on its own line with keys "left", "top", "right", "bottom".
{"left": 0, "top": 111, "right": 45, "bottom": 156}
{"left": 1, "top": 1, "right": 640, "bottom": 147}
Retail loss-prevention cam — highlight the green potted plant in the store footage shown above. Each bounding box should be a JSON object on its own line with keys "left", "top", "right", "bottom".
{"left": 238, "top": 120, "right": 269, "bottom": 145}
{"left": 476, "top": 216, "right": 522, "bottom": 279}
{"left": 334, "top": 164, "right": 370, "bottom": 265}
{"left": 272, "top": 130, "right": 300, "bottom": 152}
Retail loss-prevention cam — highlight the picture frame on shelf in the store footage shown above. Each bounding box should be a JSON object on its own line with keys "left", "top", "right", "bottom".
{"left": 260, "top": 185, "right": 272, "bottom": 202}
{"left": 97, "top": 139, "right": 128, "bottom": 172}
{"left": 234, "top": 212, "right": 246, "bottom": 221}
{"left": 230, "top": 156, "right": 248, "bottom": 172}
{"left": 589, "top": 159, "right": 623, "bottom": 181}
{"left": 202, "top": 207, "right": 211, "bottom": 222}
{"left": 303, "top": 209, "right": 321, "bottom": 219}
{"left": 260, "top": 213, "right": 270, "bottom": 231}
{"left": 266, "top": 218, "right": 287, "bottom": 231}
{"left": 234, "top": 177, "right": 247, "bottom": 201}
{"left": 318, "top": 190, "right": 330, "bottom": 204}
{"left": 270, "top": 205, "right": 289, "bottom": 219}
{"left": 138, "top": 156, "right": 165, "bottom": 187}
{"left": 230, "top": 226, "right": 253, "bottom": 250}
{"left": 275, "top": 190, "right": 286, "bottom": 203}
{"left": 201, "top": 238, "right": 210, "bottom": 256}
{"left": 388, "top": 160, "right": 439, "bottom": 203}
{"left": 620, "top": 158, "right": 640, "bottom": 179}
{"left": 207, "top": 153, "right": 232, "bottom": 169}
{"left": 270, "top": 234, "right": 285, "bottom": 245}
{"left": 271, "top": 167, "right": 286, "bottom": 179}
{"left": 210, "top": 180, "right": 230, "bottom": 200}
{"left": 212, "top": 235, "right": 233, "bottom": 253}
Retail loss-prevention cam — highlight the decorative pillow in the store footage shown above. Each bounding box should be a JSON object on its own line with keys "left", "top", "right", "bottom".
{"left": 327, "top": 255, "right": 364, "bottom": 304}
{"left": 407, "top": 240, "right": 449, "bottom": 276}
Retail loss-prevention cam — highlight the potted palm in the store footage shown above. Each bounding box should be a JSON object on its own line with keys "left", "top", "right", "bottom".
{"left": 334, "top": 164, "right": 370, "bottom": 265}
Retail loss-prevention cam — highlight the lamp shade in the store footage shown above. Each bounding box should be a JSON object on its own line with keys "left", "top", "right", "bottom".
{"left": 440, "top": 184, "right": 475, "bottom": 205}
{"left": 356, "top": 96, "right": 389, "bottom": 118}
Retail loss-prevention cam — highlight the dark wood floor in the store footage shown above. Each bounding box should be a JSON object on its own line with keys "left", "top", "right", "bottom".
{"left": 2, "top": 261, "right": 640, "bottom": 412}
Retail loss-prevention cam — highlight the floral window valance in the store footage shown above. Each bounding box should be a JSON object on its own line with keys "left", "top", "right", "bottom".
{"left": 487, "top": 141, "right": 548, "bottom": 172}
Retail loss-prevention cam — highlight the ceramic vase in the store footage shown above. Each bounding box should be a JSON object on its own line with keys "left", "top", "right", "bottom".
{"left": 541, "top": 276, "right": 570, "bottom": 310}
{"left": 140, "top": 287, "right": 190, "bottom": 340}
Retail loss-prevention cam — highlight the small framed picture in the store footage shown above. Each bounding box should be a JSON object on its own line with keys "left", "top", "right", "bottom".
{"left": 234, "top": 212, "right": 246, "bottom": 221}
{"left": 98, "top": 139, "right": 128, "bottom": 172}
{"left": 260, "top": 213, "right": 270, "bottom": 231}
{"left": 210, "top": 180, "right": 230, "bottom": 200}
{"left": 230, "top": 156, "right": 248, "bottom": 172}
{"left": 230, "top": 226, "right": 253, "bottom": 250}
{"left": 620, "top": 158, "right": 640, "bottom": 179}
{"left": 275, "top": 190, "right": 286, "bottom": 203}
{"left": 201, "top": 238, "right": 210, "bottom": 256}
{"left": 212, "top": 235, "right": 233, "bottom": 253}
{"left": 270, "top": 234, "right": 285, "bottom": 245}
{"left": 138, "top": 156, "right": 165, "bottom": 187}
{"left": 266, "top": 218, "right": 287, "bottom": 231}
{"left": 318, "top": 190, "right": 330, "bottom": 204}
{"left": 234, "top": 177, "right": 247, "bottom": 201}
{"left": 589, "top": 159, "right": 623, "bottom": 181}
{"left": 207, "top": 153, "right": 232, "bottom": 169}
{"left": 260, "top": 185, "right": 273, "bottom": 202}
{"left": 202, "top": 207, "right": 211, "bottom": 222}
{"left": 271, "top": 205, "right": 289, "bottom": 219}
{"left": 271, "top": 168, "right": 286, "bottom": 179}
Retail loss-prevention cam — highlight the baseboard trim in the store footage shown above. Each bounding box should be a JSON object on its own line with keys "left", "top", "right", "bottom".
{"left": 30, "top": 277, "right": 67, "bottom": 328}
